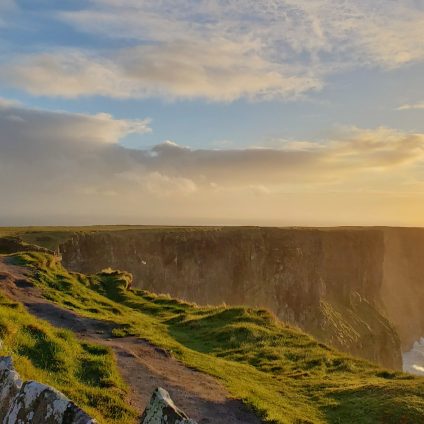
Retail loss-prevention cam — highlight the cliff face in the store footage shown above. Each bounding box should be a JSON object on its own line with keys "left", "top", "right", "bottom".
{"left": 382, "top": 228, "right": 424, "bottom": 352}
{"left": 60, "top": 227, "right": 407, "bottom": 369}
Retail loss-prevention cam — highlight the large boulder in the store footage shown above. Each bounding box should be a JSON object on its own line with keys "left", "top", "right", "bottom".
{"left": 0, "top": 356, "right": 96, "bottom": 423}
{"left": 140, "top": 387, "right": 197, "bottom": 424}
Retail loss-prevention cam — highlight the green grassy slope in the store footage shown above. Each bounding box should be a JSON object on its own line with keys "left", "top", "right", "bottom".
{"left": 0, "top": 226, "right": 223, "bottom": 250}
{"left": 2, "top": 225, "right": 407, "bottom": 252}
{"left": 5, "top": 251, "right": 424, "bottom": 424}
{"left": 0, "top": 226, "right": 152, "bottom": 250}
{"left": 0, "top": 289, "right": 137, "bottom": 423}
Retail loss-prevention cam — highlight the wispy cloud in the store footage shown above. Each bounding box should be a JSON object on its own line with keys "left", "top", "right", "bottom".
{"left": 61, "top": 0, "right": 424, "bottom": 68}
{"left": 1, "top": 0, "right": 423, "bottom": 101}
{"left": 0, "top": 44, "right": 320, "bottom": 101}
{"left": 397, "top": 102, "right": 424, "bottom": 111}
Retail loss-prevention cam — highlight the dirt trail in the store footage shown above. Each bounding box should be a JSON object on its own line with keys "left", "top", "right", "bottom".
{"left": 0, "top": 257, "right": 262, "bottom": 424}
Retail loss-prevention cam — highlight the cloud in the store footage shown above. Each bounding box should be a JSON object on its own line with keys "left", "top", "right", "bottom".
{"left": 0, "top": 104, "right": 150, "bottom": 150}
{"left": 325, "top": 126, "right": 424, "bottom": 168}
{"left": 140, "top": 127, "right": 424, "bottom": 186}
{"left": 1, "top": 0, "right": 422, "bottom": 101}
{"left": 397, "top": 102, "right": 424, "bottom": 111}
{"left": 61, "top": 0, "right": 424, "bottom": 70}
{"left": 138, "top": 172, "right": 198, "bottom": 197}
{"left": 1, "top": 100, "right": 424, "bottom": 225}
{"left": 0, "top": 52, "right": 133, "bottom": 99}
{"left": 64, "top": 1, "right": 424, "bottom": 67}
{"left": 0, "top": 43, "right": 320, "bottom": 101}
{"left": 0, "top": 97, "right": 21, "bottom": 107}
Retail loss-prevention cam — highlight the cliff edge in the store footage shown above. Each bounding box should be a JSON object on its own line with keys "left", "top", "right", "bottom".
{"left": 57, "top": 227, "right": 419, "bottom": 369}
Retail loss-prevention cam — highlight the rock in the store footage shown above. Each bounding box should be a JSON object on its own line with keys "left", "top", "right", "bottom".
{"left": 0, "top": 356, "right": 96, "bottom": 424}
{"left": 0, "top": 356, "right": 22, "bottom": 422}
{"left": 140, "top": 387, "right": 197, "bottom": 424}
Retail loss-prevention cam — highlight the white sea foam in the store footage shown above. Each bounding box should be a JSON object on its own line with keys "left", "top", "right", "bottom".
{"left": 403, "top": 337, "right": 424, "bottom": 376}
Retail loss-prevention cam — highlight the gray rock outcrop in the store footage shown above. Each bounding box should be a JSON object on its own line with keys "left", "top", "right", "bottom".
{"left": 0, "top": 356, "right": 96, "bottom": 424}
{"left": 140, "top": 387, "right": 197, "bottom": 424}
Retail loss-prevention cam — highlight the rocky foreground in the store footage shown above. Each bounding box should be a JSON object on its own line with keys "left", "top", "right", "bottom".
{"left": 0, "top": 356, "right": 197, "bottom": 424}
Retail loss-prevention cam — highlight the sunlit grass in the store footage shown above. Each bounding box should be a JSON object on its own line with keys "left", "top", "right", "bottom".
{"left": 0, "top": 289, "right": 137, "bottom": 424}
{"left": 7, "top": 251, "right": 424, "bottom": 424}
{"left": 0, "top": 226, "right": 225, "bottom": 251}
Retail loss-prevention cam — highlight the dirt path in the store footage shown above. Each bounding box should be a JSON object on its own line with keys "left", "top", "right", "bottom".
{"left": 0, "top": 257, "right": 262, "bottom": 424}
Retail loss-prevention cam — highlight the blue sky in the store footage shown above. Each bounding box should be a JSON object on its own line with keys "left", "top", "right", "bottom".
{"left": 0, "top": 0, "right": 424, "bottom": 225}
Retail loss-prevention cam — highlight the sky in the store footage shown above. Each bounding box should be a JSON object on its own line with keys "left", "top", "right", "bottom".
{"left": 0, "top": 0, "right": 424, "bottom": 226}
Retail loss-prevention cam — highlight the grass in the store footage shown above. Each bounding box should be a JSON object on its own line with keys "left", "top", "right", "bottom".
{"left": 0, "top": 289, "right": 137, "bottom": 424}
{"left": 0, "top": 225, "right": 225, "bottom": 251}
{"left": 5, "top": 251, "right": 424, "bottom": 424}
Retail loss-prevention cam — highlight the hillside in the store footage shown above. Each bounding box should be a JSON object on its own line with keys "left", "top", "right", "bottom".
{"left": 0, "top": 267, "right": 136, "bottom": 423}
{"left": 56, "top": 226, "right": 401, "bottom": 368}
{"left": 0, "top": 248, "right": 423, "bottom": 423}
{"left": 2, "top": 227, "right": 399, "bottom": 367}
{"left": 31, "top": 225, "right": 422, "bottom": 372}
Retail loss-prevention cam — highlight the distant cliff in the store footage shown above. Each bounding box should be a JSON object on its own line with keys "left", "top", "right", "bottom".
{"left": 59, "top": 227, "right": 424, "bottom": 370}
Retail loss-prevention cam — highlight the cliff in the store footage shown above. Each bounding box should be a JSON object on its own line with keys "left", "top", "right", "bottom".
{"left": 382, "top": 228, "right": 424, "bottom": 351}
{"left": 57, "top": 226, "right": 420, "bottom": 370}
